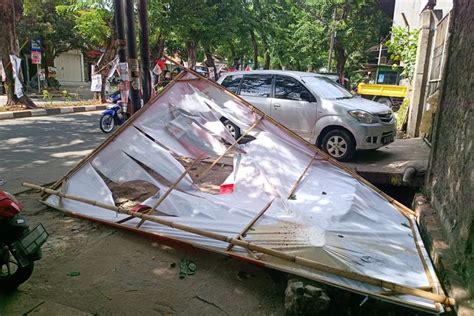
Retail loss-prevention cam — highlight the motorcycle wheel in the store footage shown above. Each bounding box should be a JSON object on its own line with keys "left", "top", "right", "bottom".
{"left": 0, "top": 249, "right": 34, "bottom": 291}
{"left": 100, "top": 114, "right": 115, "bottom": 133}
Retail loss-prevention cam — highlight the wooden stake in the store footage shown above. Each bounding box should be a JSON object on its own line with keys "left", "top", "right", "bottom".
{"left": 24, "top": 182, "right": 454, "bottom": 307}
{"left": 195, "top": 117, "right": 263, "bottom": 182}
{"left": 135, "top": 156, "right": 204, "bottom": 228}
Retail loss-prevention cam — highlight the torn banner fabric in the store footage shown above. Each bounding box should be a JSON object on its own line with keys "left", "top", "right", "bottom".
{"left": 41, "top": 70, "right": 448, "bottom": 313}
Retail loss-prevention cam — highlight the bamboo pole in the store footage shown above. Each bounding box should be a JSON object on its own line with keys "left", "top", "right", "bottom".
{"left": 226, "top": 198, "right": 275, "bottom": 252}
{"left": 287, "top": 153, "right": 324, "bottom": 199}
{"left": 226, "top": 153, "right": 322, "bottom": 251}
{"left": 24, "top": 182, "right": 454, "bottom": 307}
{"left": 135, "top": 156, "right": 203, "bottom": 228}
{"left": 195, "top": 117, "right": 263, "bottom": 182}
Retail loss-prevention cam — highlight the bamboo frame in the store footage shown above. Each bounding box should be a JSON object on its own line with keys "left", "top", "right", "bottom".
{"left": 195, "top": 116, "right": 263, "bottom": 182}
{"left": 39, "top": 67, "right": 428, "bottom": 295}
{"left": 135, "top": 156, "right": 204, "bottom": 228}
{"left": 25, "top": 182, "right": 454, "bottom": 307}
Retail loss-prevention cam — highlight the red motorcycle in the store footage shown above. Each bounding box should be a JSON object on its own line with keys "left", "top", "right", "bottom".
{"left": 0, "top": 191, "right": 48, "bottom": 290}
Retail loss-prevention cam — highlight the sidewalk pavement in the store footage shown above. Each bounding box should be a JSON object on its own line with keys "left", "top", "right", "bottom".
{"left": 0, "top": 104, "right": 106, "bottom": 120}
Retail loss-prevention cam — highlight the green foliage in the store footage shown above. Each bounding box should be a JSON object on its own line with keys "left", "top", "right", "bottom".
{"left": 56, "top": 0, "right": 113, "bottom": 49}
{"left": 16, "top": 0, "right": 389, "bottom": 79}
{"left": 42, "top": 89, "right": 53, "bottom": 105}
{"left": 18, "top": 0, "right": 83, "bottom": 62}
{"left": 386, "top": 26, "right": 419, "bottom": 80}
{"left": 396, "top": 97, "right": 409, "bottom": 130}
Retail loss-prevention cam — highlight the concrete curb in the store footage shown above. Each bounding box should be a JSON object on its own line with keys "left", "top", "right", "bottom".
{"left": 0, "top": 105, "right": 107, "bottom": 120}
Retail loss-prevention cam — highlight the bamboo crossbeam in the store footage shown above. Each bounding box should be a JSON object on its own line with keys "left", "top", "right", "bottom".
{"left": 226, "top": 153, "right": 322, "bottom": 251}
{"left": 287, "top": 153, "right": 324, "bottom": 199}
{"left": 226, "top": 198, "right": 275, "bottom": 252}
{"left": 24, "top": 182, "right": 454, "bottom": 307}
{"left": 135, "top": 156, "right": 203, "bottom": 228}
{"left": 195, "top": 117, "right": 263, "bottom": 182}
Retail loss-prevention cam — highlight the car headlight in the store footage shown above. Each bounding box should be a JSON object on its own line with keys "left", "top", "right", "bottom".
{"left": 348, "top": 110, "right": 377, "bottom": 124}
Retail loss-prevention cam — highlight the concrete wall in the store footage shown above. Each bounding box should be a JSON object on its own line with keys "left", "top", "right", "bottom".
{"left": 393, "top": 0, "right": 452, "bottom": 29}
{"left": 427, "top": 0, "right": 473, "bottom": 297}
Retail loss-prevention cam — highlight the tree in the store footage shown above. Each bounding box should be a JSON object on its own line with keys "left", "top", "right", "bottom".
{"left": 57, "top": 0, "right": 115, "bottom": 102}
{"left": 18, "top": 0, "right": 84, "bottom": 83}
{"left": 386, "top": 26, "right": 420, "bottom": 81}
{"left": 305, "top": 0, "right": 390, "bottom": 82}
{"left": 0, "top": 0, "right": 36, "bottom": 107}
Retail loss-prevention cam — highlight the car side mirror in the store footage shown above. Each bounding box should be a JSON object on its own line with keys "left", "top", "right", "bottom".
{"left": 300, "top": 91, "right": 313, "bottom": 102}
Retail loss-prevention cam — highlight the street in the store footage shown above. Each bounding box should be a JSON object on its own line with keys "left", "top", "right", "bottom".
{"left": 0, "top": 111, "right": 106, "bottom": 193}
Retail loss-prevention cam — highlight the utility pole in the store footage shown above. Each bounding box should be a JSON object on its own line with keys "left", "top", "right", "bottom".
{"left": 138, "top": 0, "right": 151, "bottom": 104}
{"left": 124, "top": 0, "right": 142, "bottom": 114}
{"left": 114, "top": 0, "right": 126, "bottom": 63}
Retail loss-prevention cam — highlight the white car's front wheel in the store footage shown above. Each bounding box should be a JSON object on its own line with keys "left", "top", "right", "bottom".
{"left": 321, "top": 129, "right": 355, "bottom": 162}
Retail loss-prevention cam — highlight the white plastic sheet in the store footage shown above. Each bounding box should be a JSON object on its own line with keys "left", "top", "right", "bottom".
{"left": 45, "top": 71, "right": 444, "bottom": 313}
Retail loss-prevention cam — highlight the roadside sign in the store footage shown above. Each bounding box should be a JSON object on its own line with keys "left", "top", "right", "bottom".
{"left": 90, "top": 74, "right": 102, "bottom": 92}
{"left": 31, "top": 39, "right": 42, "bottom": 52}
{"left": 31, "top": 51, "right": 42, "bottom": 65}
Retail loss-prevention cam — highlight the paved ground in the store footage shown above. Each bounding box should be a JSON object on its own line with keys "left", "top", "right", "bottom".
{"left": 0, "top": 111, "right": 106, "bottom": 193}
{"left": 347, "top": 138, "right": 430, "bottom": 187}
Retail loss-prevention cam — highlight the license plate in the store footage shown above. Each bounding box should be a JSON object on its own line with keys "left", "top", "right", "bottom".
{"left": 11, "top": 224, "right": 48, "bottom": 266}
{"left": 382, "top": 134, "right": 394, "bottom": 145}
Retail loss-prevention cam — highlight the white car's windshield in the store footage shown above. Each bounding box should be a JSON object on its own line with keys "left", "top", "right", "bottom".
{"left": 301, "top": 76, "right": 353, "bottom": 99}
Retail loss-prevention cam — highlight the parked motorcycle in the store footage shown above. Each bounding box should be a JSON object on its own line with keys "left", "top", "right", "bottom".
{"left": 99, "top": 100, "right": 128, "bottom": 133}
{"left": 0, "top": 191, "right": 48, "bottom": 290}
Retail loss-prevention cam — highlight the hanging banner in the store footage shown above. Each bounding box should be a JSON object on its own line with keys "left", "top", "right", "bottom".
{"left": 118, "top": 62, "right": 129, "bottom": 81}
{"left": 107, "top": 56, "right": 119, "bottom": 80}
{"left": 31, "top": 51, "right": 42, "bottom": 65}
{"left": 10, "top": 55, "right": 24, "bottom": 98}
{"left": 90, "top": 74, "right": 102, "bottom": 92}
{"left": 118, "top": 62, "right": 130, "bottom": 110}
{"left": 0, "top": 60, "right": 6, "bottom": 82}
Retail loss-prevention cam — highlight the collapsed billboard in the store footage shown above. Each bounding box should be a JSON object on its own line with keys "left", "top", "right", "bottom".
{"left": 36, "top": 70, "right": 452, "bottom": 313}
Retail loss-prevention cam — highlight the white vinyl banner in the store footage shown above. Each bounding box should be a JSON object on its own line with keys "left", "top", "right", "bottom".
{"left": 9, "top": 55, "right": 24, "bottom": 98}
{"left": 90, "top": 74, "right": 102, "bottom": 92}
{"left": 0, "top": 60, "right": 6, "bottom": 82}
{"left": 45, "top": 70, "right": 445, "bottom": 313}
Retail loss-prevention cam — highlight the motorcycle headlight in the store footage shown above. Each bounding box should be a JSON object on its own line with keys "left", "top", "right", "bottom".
{"left": 348, "top": 110, "right": 377, "bottom": 124}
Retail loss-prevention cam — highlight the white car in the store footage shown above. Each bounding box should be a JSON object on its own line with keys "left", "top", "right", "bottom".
{"left": 217, "top": 70, "right": 396, "bottom": 161}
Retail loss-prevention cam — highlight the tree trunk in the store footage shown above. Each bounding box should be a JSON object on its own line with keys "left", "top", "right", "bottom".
{"left": 250, "top": 30, "right": 259, "bottom": 70}
{"left": 152, "top": 34, "right": 165, "bottom": 60}
{"left": 334, "top": 39, "right": 346, "bottom": 85}
{"left": 261, "top": 36, "right": 270, "bottom": 70}
{"left": 0, "top": 0, "right": 36, "bottom": 108}
{"left": 203, "top": 45, "right": 218, "bottom": 80}
{"left": 264, "top": 50, "right": 270, "bottom": 70}
{"left": 186, "top": 40, "right": 197, "bottom": 69}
